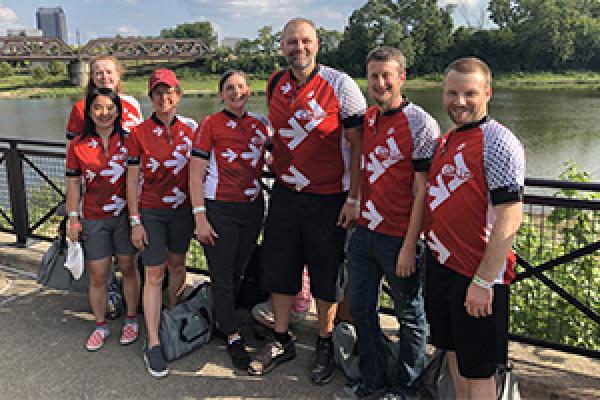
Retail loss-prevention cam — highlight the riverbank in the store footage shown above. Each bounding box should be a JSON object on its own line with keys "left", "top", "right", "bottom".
{"left": 1, "top": 71, "right": 600, "bottom": 99}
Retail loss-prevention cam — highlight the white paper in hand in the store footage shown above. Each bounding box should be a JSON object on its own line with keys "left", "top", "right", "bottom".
{"left": 65, "top": 239, "right": 84, "bottom": 280}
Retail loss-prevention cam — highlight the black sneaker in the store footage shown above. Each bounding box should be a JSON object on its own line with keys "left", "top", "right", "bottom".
{"left": 248, "top": 339, "right": 296, "bottom": 376}
{"left": 333, "top": 381, "right": 388, "bottom": 399}
{"left": 143, "top": 345, "right": 169, "bottom": 378}
{"left": 310, "top": 336, "right": 334, "bottom": 385}
{"left": 227, "top": 338, "right": 251, "bottom": 371}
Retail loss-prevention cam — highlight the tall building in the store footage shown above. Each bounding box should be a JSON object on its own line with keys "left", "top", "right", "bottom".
{"left": 36, "top": 6, "right": 67, "bottom": 42}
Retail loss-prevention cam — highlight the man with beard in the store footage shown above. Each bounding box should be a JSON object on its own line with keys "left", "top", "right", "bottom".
{"left": 334, "top": 47, "right": 440, "bottom": 399}
{"left": 248, "top": 18, "right": 366, "bottom": 384}
{"left": 423, "top": 57, "right": 525, "bottom": 400}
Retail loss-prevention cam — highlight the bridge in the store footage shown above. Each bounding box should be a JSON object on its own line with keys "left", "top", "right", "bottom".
{"left": 0, "top": 36, "right": 211, "bottom": 62}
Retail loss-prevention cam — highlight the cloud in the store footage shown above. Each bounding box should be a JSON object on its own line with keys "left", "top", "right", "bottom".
{"left": 116, "top": 25, "right": 140, "bottom": 36}
{"left": 0, "top": 1, "right": 19, "bottom": 31}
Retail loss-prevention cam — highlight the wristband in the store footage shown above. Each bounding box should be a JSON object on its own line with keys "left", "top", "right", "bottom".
{"left": 192, "top": 206, "right": 206, "bottom": 214}
{"left": 346, "top": 197, "right": 359, "bottom": 206}
{"left": 129, "top": 214, "right": 141, "bottom": 226}
{"left": 67, "top": 211, "right": 79, "bottom": 218}
{"left": 472, "top": 275, "right": 494, "bottom": 290}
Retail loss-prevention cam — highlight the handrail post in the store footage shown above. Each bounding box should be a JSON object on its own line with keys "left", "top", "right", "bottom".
{"left": 5, "top": 141, "right": 28, "bottom": 246}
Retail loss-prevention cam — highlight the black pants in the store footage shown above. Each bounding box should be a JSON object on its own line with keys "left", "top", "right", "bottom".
{"left": 203, "top": 196, "right": 264, "bottom": 335}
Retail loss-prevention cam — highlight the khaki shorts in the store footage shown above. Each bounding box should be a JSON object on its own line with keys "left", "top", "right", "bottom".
{"left": 81, "top": 214, "right": 136, "bottom": 261}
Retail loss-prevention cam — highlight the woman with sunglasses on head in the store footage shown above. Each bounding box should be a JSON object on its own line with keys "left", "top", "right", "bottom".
{"left": 190, "top": 70, "right": 270, "bottom": 371}
{"left": 65, "top": 88, "right": 140, "bottom": 351}
{"left": 126, "top": 69, "right": 197, "bottom": 378}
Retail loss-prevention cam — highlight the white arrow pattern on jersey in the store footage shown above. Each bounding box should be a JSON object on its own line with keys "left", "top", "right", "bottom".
{"left": 99, "top": 159, "right": 125, "bottom": 184}
{"left": 146, "top": 157, "right": 160, "bottom": 173}
{"left": 367, "top": 137, "right": 403, "bottom": 184}
{"left": 164, "top": 151, "right": 188, "bottom": 175}
{"left": 280, "top": 118, "right": 308, "bottom": 150}
{"left": 362, "top": 200, "right": 383, "bottom": 230}
{"left": 244, "top": 179, "right": 261, "bottom": 200}
{"left": 163, "top": 186, "right": 186, "bottom": 208}
{"left": 281, "top": 166, "right": 310, "bottom": 191}
{"left": 427, "top": 230, "right": 451, "bottom": 264}
{"left": 241, "top": 143, "right": 262, "bottom": 167}
{"left": 222, "top": 148, "right": 237, "bottom": 163}
{"left": 102, "top": 194, "right": 126, "bottom": 216}
{"left": 85, "top": 170, "right": 96, "bottom": 182}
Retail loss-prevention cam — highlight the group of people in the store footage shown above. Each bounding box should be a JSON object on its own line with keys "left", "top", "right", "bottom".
{"left": 65, "top": 16, "right": 525, "bottom": 400}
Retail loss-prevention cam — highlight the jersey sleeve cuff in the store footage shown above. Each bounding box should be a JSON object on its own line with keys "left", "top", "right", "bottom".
{"left": 412, "top": 158, "right": 431, "bottom": 172}
{"left": 127, "top": 156, "right": 140, "bottom": 166}
{"left": 191, "top": 148, "right": 210, "bottom": 159}
{"left": 342, "top": 114, "right": 364, "bottom": 129}
{"left": 490, "top": 186, "right": 524, "bottom": 205}
{"left": 66, "top": 131, "right": 77, "bottom": 140}
{"left": 65, "top": 168, "right": 81, "bottom": 177}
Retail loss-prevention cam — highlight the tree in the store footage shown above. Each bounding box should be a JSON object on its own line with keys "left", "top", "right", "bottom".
{"left": 0, "top": 62, "right": 13, "bottom": 78}
{"left": 337, "top": 0, "right": 454, "bottom": 76}
{"left": 160, "top": 21, "right": 217, "bottom": 48}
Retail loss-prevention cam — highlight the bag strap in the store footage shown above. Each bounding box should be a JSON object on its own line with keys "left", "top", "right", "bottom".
{"left": 59, "top": 216, "right": 68, "bottom": 253}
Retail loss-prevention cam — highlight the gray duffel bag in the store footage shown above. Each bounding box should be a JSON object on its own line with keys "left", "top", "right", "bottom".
{"left": 159, "top": 282, "right": 214, "bottom": 361}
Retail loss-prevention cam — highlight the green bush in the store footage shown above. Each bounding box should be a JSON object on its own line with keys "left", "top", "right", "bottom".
{"left": 31, "top": 65, "right": 48, "bottom": 81}
{"left": 0, "top": 61, "right": 13, "bottom": 78}
{"left": 48, "top": 61, "right": 67, "bottom": 76}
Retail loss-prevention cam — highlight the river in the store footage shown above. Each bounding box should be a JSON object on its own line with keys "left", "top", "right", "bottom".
{"left": 1, "top": 88, "right": 599, "bottom": 180}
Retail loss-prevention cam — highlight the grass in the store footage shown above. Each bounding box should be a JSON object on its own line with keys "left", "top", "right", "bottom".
{"left": 2, "top": 69, "right": 600, "bottom": 98}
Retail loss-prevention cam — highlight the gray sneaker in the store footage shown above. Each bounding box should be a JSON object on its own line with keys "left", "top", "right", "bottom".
{"left": 144, "top": 345, "right": 169, "bottom": 378}
{"left": 248, "top": 339, "right": 296, "bottom": 376}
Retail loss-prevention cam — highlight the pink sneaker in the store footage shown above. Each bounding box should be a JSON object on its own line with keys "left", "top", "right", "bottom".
{"left": 119, "top": 323, "right": 138, "bottom": 345}
{"left": 85, "top": 329, "right": 108, "bottom": 351}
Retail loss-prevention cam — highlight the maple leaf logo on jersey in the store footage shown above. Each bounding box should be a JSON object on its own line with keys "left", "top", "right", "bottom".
{"left": 307, "top": 90, "right": 314, "bottom": 99}
{"left": 226, "top": 120, "right": 237, "bottom": 129}
{"left": 387, "top": 127, "right": 395, "bottom": 136}
{"left": 89, "top": 139, "right": 98, "bottom": 148}
{"left": 280, "top": 81, "right": 292, "bottom": 94}
{"left": 153, "top": 126, "right": 163, "bottom": 136}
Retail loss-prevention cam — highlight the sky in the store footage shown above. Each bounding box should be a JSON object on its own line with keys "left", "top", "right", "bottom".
{"left": 0, "top": 0, "right": 489, "bottom": 45}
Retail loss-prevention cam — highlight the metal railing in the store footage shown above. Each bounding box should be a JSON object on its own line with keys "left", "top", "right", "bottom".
{"left": 1, "top": 136, "right": 598, "bottom": 358}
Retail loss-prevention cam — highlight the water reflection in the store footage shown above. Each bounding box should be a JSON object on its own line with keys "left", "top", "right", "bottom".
{"left": 1, "top": 88, "right": 599, "bottom": 179}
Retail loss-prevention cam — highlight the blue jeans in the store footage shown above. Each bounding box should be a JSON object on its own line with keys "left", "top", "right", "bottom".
{"left": 347, "top": 226, "right": 427, "bottom": 390}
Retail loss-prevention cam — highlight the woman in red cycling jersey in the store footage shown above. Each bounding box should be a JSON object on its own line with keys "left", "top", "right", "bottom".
{"left": 65, "top": 88, "right": 139, "bottom": 351}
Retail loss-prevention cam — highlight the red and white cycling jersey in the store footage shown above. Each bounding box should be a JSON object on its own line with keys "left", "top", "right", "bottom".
{"left": 192, "top": 110, "right": 271, "bottom": 202}
{"left": 126, "top": 114, "right": 197, "bottom": 210}
{"left": 423, "top": 117, "right": 525, "bottom": 283}
{"left": 358, "top": 102, "right": 440, "bottom": 237}
{"left": 268, "top": 65, "right": 366, "bottom": 194}
{"left": 66, "top": 131, "right": 129, "bottom": 220}
{"left": 66, "top": 94, "right": 143, "bottom": 140}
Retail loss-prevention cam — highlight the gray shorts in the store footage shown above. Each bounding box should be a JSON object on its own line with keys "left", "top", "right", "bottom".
{"left": 81, "top": 214, "right": 136, "bottom": 261}
{"left": 140, "top": 207, "right": 193, "bottom": 266}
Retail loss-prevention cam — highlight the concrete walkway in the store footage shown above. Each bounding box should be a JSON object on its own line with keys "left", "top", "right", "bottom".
{"left": 0, "top": 232, "right": 599, "bottom": 399}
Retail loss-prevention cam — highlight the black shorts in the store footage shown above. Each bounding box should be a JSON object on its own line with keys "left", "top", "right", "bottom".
{"left": 140, "top": 207, "right": 194, "bottom": 266}
{"left": 261, "top": 182, "right": 346, "bottom": 302}
{"left": 425, "top": 249, "right": 509, "bottom": 379}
